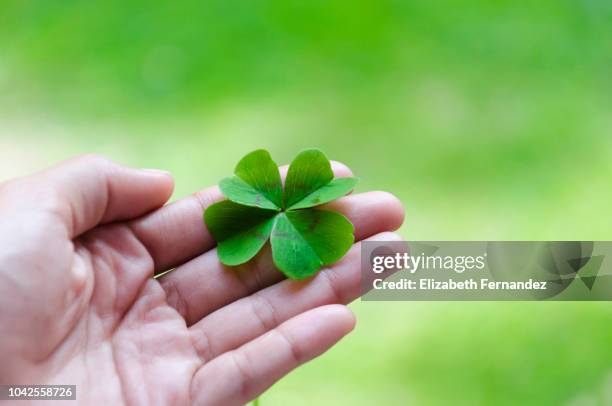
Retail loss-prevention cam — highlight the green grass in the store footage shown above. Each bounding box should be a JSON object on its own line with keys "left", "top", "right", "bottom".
{"left": 1, "top": 1, "right": 612, "bottom": 404}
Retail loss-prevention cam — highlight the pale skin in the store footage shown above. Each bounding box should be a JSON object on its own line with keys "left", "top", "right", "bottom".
{"left": 0, "top": 155, "right": 404, "bottom": 405}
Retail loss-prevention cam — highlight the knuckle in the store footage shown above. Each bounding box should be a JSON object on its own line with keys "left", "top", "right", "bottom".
{"left": 231, "top": 351, "right": 255, "bottom": 400}
{"left": 320, "top": 268, "right": 345, "bottom": 303}
{"left": 275, "top": 328, "right": 304, "bottom": 364}
{"left": 250, "top": 292, "right": 280, "bottom": 332}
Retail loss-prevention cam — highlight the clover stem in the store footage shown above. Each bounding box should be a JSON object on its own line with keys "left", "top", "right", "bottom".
{"left": 252, "top": 396, "right": 260, "bottom": 406}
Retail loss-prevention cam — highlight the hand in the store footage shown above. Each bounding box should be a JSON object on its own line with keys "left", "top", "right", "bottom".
{"left": 0, "top": 155, "right": 404, "bottom": 405}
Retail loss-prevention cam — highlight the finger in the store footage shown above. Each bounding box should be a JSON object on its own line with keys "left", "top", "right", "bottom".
{"left": 160, "top": 192, "right": 404, "bottom": 325}
{"left": 129, "top": 161, "right": 353, "bottom": 273}
{"left": 190, "top": 305, "right": 355, "bottom": 406}
{"left": 1, "top": 154, "right": 174, "bottom": 237}
{"left": 188, "top": 232, "right": 401, "bottom": 363}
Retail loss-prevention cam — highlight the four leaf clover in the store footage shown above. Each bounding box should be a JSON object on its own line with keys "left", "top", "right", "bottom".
{"left": 204, "top": 149, "right": 358, "bottom": 279}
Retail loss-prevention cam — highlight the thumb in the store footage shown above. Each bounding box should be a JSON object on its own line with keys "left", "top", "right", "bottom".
{"left": 3, "top": 154, "right": 175, "bottom": 237}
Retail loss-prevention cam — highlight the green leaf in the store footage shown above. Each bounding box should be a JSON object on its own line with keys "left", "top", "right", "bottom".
{"left": 205, "top": 148, "right": 357, "bottom": 280}
{"left": 287, "top": 177, "right": 358, "bottom": 210}
{"left": 204, "top": 200, "right": 277, "bottom": 265}
{"left": 270, "top": 210, "right": 355, "bottom": 279}
{"left": 283, "top": 149, "right": 334, "bottom": 209}
{"left": 219, "top": 149, "right": 282, "bottom": 210}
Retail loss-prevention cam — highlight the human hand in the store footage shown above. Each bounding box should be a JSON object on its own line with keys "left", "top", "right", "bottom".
{"left": 0, "top": 155, "right": 404, "bottom": 405}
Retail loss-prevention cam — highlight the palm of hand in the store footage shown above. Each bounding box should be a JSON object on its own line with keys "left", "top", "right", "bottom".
{"left": 0, "top": 156, "right": 403, "bottom": 405}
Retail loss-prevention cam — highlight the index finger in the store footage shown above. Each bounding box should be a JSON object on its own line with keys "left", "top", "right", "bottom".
{"left": 128, "top": 161, "right": 353, "bottom": 273}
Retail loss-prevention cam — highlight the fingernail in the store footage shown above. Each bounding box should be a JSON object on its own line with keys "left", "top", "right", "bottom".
{"left": 141, "top": 168, "right": 172, "bottom": 176}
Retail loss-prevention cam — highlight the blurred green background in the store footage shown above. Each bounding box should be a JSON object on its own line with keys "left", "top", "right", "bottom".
{"left": 2, "top": 1, "right": 612, "bottom": 404}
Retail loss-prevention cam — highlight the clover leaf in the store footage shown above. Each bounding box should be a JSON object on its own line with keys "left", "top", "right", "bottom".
{"left": 204, "top": 149, "right": 358, "bottom": 279}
